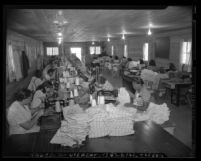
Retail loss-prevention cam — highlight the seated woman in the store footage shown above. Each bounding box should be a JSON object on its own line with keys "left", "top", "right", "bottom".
{"left": 95, "top": 76, "right": 114, "bottom": 91}
{"left": 31, "top": 81, "right": 53, "bottom": 109}
{"left": 127, "top": 78, "right": 151, "bottom": 112}
{"left": 28, "top": 70, "right": 44, "bottom": 92}
{"left": 45, "top": 68, "right": 56, "bottom": 81}
{"left": 166, "top": 63, "right": 177, "bottom": 72}
{"left": 7, "top": 89, "right": 44, "bottom": 135}
{"left": 138, "top": 59, "right": 146, "bottom": 69}
{"left": 147, "top": 59, "right": 157, "bottom": 71}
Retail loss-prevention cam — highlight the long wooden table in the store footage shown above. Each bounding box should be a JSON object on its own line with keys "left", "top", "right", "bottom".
{"left": 160, "top": 79, "right": 192, "bottom": 106}
{"left": 3, "top": 120, "right": 193, "bottom": 157}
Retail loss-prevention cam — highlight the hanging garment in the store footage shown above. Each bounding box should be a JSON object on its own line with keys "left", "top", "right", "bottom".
{"left": 12, "top": 47, "right": 23, "bottom": 81}
{"left": 21, "top": 51, "right": 30, "bottom": 78}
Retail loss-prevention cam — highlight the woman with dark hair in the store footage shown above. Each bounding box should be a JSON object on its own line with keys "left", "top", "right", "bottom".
{"left": 95, "top": 76, "right": 114, "bottom": 91}
{"left": 7, "top": 89, "right": 44, "bottom": 135}
{"left": 127, "top": 78, "right": 151, "bottom": 111}
{"left": 147, "top": 59, "right": 157, "bottom": 71}
{"left": 149, "top": 59, "right": 156, "bottom": 66}
{"left": 138, "top": 59, "right": 145, "bottom": 69}
{"left": 28, "top": 70, "right": 44, "bottom": 92}
{"left": 167, "top": 63, "right": 177, "bottom": 72}
{"left": 31, "top": 81, "right": 53, "bottom": 109}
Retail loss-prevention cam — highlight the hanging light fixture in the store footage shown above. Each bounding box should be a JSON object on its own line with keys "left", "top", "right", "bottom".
{"left": 107, "top": 37, "right": 110, "bottom": 42}
{"left": 53, "top": 10, "right": 68, "bottom": 26}
{"left": 92, "top": 41, "right": 95, "bottom": 45}
{"left": 122, "top": 34, "right": 125, "bottom": 40}
{"left": 148, "top": 28, "right": 152, "bottom": 35}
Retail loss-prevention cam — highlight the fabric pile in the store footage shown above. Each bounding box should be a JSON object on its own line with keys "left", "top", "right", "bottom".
{"left": 140, "top": 69, "right": 158, "bottom": 89}
{"left": 85, "top": 104, "right": 136, "bottom": 138}
{"left": 134, "top": 102, "right": 170, "bottom": 125}
{"left": 117, "top": 88, "right": 130, "bottom": 105}
{"left": 50, "top": 104, "right": 91, "bottom": 147}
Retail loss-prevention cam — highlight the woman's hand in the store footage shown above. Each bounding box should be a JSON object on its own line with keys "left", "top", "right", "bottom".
{"left": 136, "top": 97, "right": 143, "bottom": 106}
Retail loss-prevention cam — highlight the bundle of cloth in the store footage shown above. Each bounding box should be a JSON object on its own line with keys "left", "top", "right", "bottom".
{"left": 85, "top": 104, "right": 137, "bottom": 138}
{"left": 117, "top": 87, "right": 131, "bottom": 105}
{"left": 134, "top": 102, "right": 170, "bottom": 125}
{"left": 50, "top": 104, "right": 91, "bottom": 147}
{"left": 140, "top": 69, "right": 159, "bottom": 90}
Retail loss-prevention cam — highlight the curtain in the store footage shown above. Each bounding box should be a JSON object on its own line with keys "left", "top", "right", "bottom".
{"left": 7, "top": 42, "right": 16, "bottom": 82}
{"left": 21, "top": 51, "right": 30, "bottom": 78}
{"left": 12, "top": 46, "right": 23, "bottom": 81}
{"left": 179, "top": 39, "right": 192, "bottom": 72}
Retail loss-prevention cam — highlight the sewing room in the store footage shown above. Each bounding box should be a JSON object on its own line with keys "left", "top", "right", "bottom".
{"left": 3, "top": 5, "right": 195, "bottom": 158}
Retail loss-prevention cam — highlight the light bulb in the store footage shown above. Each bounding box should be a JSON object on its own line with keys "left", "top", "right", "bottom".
{"left": 122, "top": 34, "right": 125, "bottom": 40}
{"left": 148, "top": 29, "right": 152, "bottom": 35}
{"left": 107, "top": 38, "right": 110, "bottom": 42}
{"left": 92, "top": 42, "right": 95, "bottom": 45}
{"left": 58, "top": 32, "right": 62, "bottom": 36}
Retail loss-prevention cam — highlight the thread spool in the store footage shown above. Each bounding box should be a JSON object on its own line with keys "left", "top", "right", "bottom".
{"left": 91, "top": 99, "right": 97, "bottom": 107}
{"left": 70, "top": 91, "right": 74, "bottom": 98}
{"left": 55, "top": 101, "right": 61, "bottom": 112}
{"left": 75, "top": 77, "right": 79, "bottom": 85}
{"left": 74, "top": 88, "right": 78, "bottom": 97}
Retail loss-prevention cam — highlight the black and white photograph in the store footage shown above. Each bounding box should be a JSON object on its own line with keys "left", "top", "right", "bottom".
{"left": 2, "top": 5, "right": 196, "bottom": 158}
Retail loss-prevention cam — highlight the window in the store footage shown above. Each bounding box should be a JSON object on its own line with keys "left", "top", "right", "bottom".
{"left": 111, "top": 46, "right": 114, "bottom": 56}
{"left": 46, "top": 47, "right": 59, "bottom": 56}
{"left": 143, "top": 43, "right": 149, "bottom": 61}
{"left": 181, "top": 41, "right": 192, "bottom": 65}
{"left": 70, "top": 47, "right": 82, "bottom": 61}
{"left": 8, "top": 44, "right": 15, "bottom": 72}
{"left": 124, "top": 45, "right": 128, "bottom": 58}
{"left": 90, "top": 46, "right": 101, "bottom": 55}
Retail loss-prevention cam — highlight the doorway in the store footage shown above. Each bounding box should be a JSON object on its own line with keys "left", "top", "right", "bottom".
{"left": 70, "top": 47, "right": 82, "bottom": 62}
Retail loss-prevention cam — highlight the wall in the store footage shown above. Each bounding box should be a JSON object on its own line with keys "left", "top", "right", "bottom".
{"left": 104, "top": 28, "right": 192, "bottom": 70}
{"left": 6, "top": 29, "right": 44, "bottom": 83}
{"left": 43, "top": 41, "right": 105, "bottom": 65}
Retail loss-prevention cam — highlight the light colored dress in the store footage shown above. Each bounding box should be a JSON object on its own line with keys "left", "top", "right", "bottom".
{"left": 31, "top": 90, "right": 46, "bottom": 109}
{"left": 7, "top": 101, "right": 40, "bottom": 135}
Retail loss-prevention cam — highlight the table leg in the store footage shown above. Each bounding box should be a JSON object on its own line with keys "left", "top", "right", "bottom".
{"left": 176, "top": 85, "right": 180, "bottom": 106}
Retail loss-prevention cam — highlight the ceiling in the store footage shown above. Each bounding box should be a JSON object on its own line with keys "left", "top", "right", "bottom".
{"left": 6, "top": 6, "right": 192, "bottom": 42}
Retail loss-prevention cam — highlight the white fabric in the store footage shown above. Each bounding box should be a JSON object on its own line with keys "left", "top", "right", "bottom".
{"left": 141, "top": 69, "right": 159, "bottom": 90}
{"left": 134, "top": 102, "right": 170, "bottom": 125}
{"left": 31, "top": 90, "right": 46, "bottom": 108}
{"left": 7, "top": 101, "right": 40, "bottom": 135}
{"left": 28, "top": 77, "right": 43, "bottom": 92}
{"left": 85, "top": 104, "right": 136, "bottom": 138}
{"left": 117, "top": 88, "right": 130, "bottom": 104}
{"left": 51, "top": 108, "right": 90, "bottom": 147}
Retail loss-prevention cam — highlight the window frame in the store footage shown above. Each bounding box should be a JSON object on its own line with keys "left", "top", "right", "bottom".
{"left": 46, "top": 47, "right": 59, "bottom": 56}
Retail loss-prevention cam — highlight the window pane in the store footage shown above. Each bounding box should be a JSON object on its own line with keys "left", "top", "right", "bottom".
{"left": 143, "top": 43, "right": 149, "bottom": 61}
{"left": 47, "top": 47, "right": 52, "bottom": 56}
{"left": 96, "top": 47, "right": 101, "bottom": 54}
{"left": 53, "top": 47, "right": 59, "bottom": 55}
{"left": 90, "top": 47, "right": 95, "bottom": 55}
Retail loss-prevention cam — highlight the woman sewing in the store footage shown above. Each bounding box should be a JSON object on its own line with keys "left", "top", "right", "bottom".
{"left": 126, "top": 78, "right": 151, "bottom": 112}
{"left": 7, "top": 89, "right": 44, "bottom": 135}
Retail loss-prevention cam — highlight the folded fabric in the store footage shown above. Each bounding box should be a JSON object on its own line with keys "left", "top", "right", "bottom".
{"left": 117, "top": 88, "right": 130, "bottom": 104}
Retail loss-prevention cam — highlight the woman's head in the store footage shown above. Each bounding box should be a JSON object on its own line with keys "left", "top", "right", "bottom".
{"left": 47, "top": 69, "right": 55, "bottom": 77}
{"left": 15, "top": 89, "right": 32, "bottom": 105}
{"left": 169, "top": 63, "right": 176, "bottom": 71}
{"left": 128, "top": 58, "right": 132, "bottom": 62}
{"left": 98, "top": 76, "right": 106, "bottom": 85}
{"left": 36, "top": 81, "right": 53, "bottom": 93}
{"left": 132, "top": 78, "right": 144, "bottom": 91}
{"left": 139, "top": 59, "right": 144, "bottom": 64}
{"left": 149, "top": 60, "right": 156, "bottom": 66}
{"left": 35, "top": 70, "right": 42, "bottom": 79}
